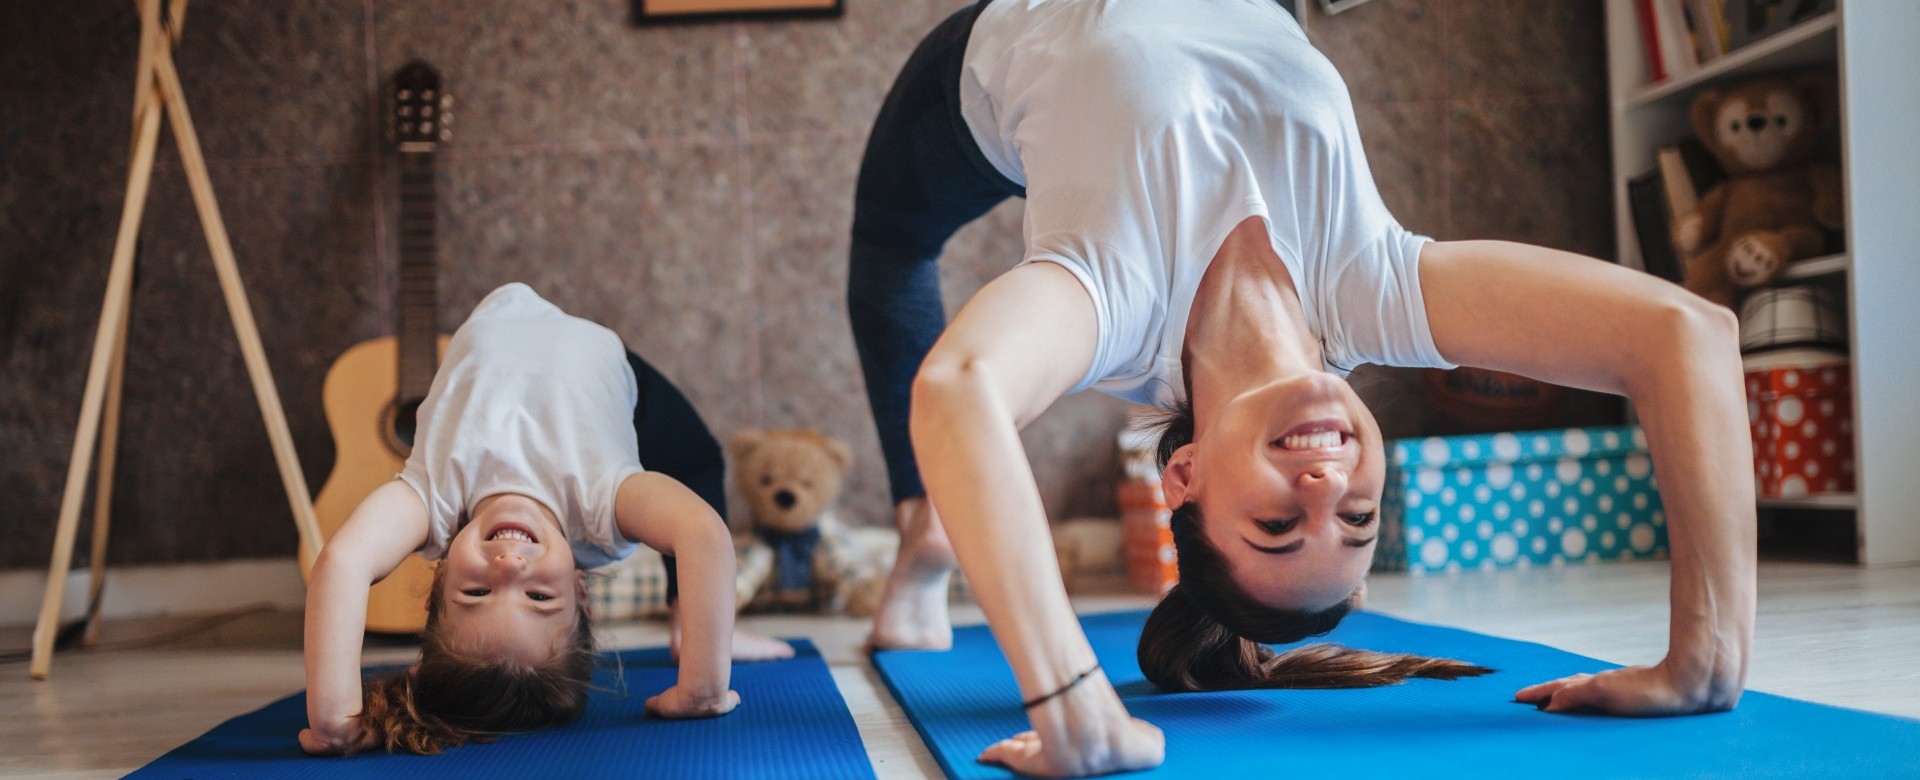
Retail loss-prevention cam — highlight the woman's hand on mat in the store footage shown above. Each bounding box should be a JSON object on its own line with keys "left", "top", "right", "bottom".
{"left": 978, "top": 704, "right": 1164, "bottom": 777}
{"left": 1516, "top": 663, "right": 1725, "bottom": 716}
{"left": 298, "top": 721, "right": 376, "bottom": 755}
{"left": 645, "top": 684, "right": 740, "bottom": 719}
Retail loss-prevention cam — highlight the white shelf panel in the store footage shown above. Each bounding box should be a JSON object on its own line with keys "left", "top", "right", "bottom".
{"left": 1625, "top": 12, "right": 1839, "bottom": 110}
{"left": 1779, "top": 253, "right": 1850, "bottom": 282}
{"left": 1758, "top": 494, "right": 1857, "bottom": 511}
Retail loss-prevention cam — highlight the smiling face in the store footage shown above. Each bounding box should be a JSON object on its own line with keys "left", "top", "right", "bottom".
{"left": 1162, "top": 372, "right": 1384, "bottom": 613}
{"left": 436, "top": 494, "right": 586, "bottom": 666}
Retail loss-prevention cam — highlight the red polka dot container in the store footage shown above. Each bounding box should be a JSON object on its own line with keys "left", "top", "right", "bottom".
{"left": 1745, "top": 356, "right": 1855, "bottom": 499}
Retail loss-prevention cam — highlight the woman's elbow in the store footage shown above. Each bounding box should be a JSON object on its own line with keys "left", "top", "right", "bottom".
{"left": 1627, "top": 293, "right": 1742, "bottom": 393}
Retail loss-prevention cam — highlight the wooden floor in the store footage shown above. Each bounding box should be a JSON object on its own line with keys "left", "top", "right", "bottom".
{"left": 4, "top": 559, "right": 1917, "bottom": 779}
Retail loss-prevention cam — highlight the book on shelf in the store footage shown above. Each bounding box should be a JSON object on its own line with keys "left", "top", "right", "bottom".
{"left": 1642, "top": 0, "right": 1700, "bottom": 82}
{"left": 1655, "top": 138, "right": 1726, "bottom": 223}
{"left": 1628, "top": 170, "right": 1684, "bottom": 283}
{"left": 1633, "top": 0, "right": 1835, "bottom": 87}
{"left": 1635, "top": 0, "right": 1667, "bottom": 83}
{"left": 1633, "top": 137, "right": 1726, "bottom": 284}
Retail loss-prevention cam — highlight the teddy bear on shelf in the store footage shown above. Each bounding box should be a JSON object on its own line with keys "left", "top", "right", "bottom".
{"left": 729, "top": 428, "right": 897, "bottom": 615}
{"left": 1674, "top": 73, "right": 1843, "bottom": 308}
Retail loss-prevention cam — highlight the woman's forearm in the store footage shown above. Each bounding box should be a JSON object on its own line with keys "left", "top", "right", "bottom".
{"left": 1419, "top": 240, "right": 1757, "bottom": 712}
{"left": 910, "top": 359, "right": 1115, "bottom": 712}
{"left": 1625, "top": 306, "right": 1756, "bottom": 707}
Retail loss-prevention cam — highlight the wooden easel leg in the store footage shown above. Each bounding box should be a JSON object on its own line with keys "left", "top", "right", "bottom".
{"left": 149, "top": 39, "right": 326, "bottom": 572}
{"left": 30, "top": 92, "right": 166, "bottom": 681}
{"left": 81, "top": 298, "right": 132, "bottom": 648}
{"left": 81, "top": 0, "right": 168, "bottom": 650}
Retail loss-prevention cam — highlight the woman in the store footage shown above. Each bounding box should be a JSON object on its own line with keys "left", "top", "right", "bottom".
{"left": 848, "top": 1, "right": 1755, "bottom": 775}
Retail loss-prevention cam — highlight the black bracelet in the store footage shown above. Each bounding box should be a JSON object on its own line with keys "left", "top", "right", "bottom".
{"left": 1023, "top": 663, "right": 1102, "bottom": 710}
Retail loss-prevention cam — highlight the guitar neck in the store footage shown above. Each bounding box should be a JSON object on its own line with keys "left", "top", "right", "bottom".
{"left": 396, "top": 150, "right": 438, "bottom": 401}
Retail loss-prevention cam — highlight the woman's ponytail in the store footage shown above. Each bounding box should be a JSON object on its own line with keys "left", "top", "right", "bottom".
{"left": 1138, "top": 583, "right": 1270, "bottom": 691}
{"left": 1138, "top": 585, "right": 1492, "bottom": 691}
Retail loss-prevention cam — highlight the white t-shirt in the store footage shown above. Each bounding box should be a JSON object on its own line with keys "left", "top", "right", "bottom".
{"left": 399, "top": 283, "right": 643, "bottom": 570}
{"left": 958, "top": 0, "right": 1456, "bottom": 407}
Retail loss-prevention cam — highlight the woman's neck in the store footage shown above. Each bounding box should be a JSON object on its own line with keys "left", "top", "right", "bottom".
{"left": 1182, "top": 218, "right": 1323, "bottom": 437}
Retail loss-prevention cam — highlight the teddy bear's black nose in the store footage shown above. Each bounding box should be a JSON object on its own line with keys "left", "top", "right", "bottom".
{"left": 1746, "top": 115, "right": 1768, "bottom": 132}
{"left": 774, "top": 490, "right": 796, "bottom": 510}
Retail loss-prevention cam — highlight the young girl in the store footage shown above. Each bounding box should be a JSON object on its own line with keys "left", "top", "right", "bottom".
{"left": 850, "top": 1, "right": 1755, "bottom": 775}
{"left": 301, "top": 283, "right": 784, "bottom": 755}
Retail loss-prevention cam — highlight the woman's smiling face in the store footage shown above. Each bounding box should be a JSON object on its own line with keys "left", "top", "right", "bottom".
{"left": 1162, "top": 371, "right": 1383, "bottom": 612}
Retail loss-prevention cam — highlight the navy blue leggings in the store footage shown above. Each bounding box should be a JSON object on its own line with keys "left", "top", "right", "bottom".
{"left": 625, "top": 350, "right": 725, "bottom": 603}
{"left": 847, "top": 0, "right": 1024, "bottom": 505}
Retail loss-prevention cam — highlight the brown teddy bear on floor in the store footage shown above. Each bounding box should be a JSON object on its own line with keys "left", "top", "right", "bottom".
{"left": 730, "top": 428, "right": 897, "bottom": 614}
{"left": 1675, "top": 73, "right": 1843, "bottom": 307}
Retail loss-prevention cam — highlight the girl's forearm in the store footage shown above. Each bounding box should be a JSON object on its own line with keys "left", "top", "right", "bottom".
{"left": 1626, "top": 314, "right": 1757, "bottom": 707}
{"left": 305, "top": 553, "right": 374, "bottom": 730}
{"left": 671, "top": 518, "right": 735, "bottom": 696}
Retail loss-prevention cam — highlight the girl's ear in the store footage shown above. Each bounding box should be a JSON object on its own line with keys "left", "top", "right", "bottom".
{"left": 1161, "top": 443, "right": 1200, "bottom": 509}
{"left": 575, "top": 570, "right": 591, "bottom": 619}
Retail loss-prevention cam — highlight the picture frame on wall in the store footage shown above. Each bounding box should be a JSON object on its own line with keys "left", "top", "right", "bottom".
{"left": 633, "top": 0, "right": 843, "bottom": 24}
{"left": 1318, "top": 0, "right": 1375, "bottom": 14}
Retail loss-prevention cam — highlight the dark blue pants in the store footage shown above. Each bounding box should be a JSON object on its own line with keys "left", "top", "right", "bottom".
{"left": 847, "top": 0, "right": 1024, "bottom": 505}
{"left": 625, "top": 350, "right": 725, "bottom": 603}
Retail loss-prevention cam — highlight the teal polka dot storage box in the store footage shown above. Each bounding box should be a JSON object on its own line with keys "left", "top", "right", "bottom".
{"left": 1377, "top": 425, "right": 1669, "bottom": 574}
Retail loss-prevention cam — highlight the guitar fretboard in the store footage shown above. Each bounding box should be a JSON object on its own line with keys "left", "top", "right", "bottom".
{"left": 396, "top": 151, "right": 438, "bottom": 402}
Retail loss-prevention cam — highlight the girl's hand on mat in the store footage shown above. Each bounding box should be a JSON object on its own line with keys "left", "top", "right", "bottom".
{"left": 645, "top": 684, "right": 741, "bottom": 719}
{"left": 1516, "top": 664, "right": 1709, "bottom": 716}
{"left": 977, "top": 714, "right": 1164, "bottom": 777}
{"left": 298, "top": 722, "right": 375, "bottom": 755}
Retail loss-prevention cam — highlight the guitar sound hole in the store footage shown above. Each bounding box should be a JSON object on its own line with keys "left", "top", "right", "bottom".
{"left": 387, "top": 397, "right": 426, "bottom": 456}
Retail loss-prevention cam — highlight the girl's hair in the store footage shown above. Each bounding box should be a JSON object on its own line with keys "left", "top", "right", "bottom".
{"left": 352, "top": 566, "right": 597, "bottom": 755}
{"left": 1134, "top": 400, "right": 1493, "bottom": 691}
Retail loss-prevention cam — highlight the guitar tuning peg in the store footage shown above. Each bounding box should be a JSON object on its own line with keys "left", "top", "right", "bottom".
{"left": 439, "top": 94, "right": 453, "bottom": 110}
{"left": 439, "top": 126, "right": 452, "bottom": 141}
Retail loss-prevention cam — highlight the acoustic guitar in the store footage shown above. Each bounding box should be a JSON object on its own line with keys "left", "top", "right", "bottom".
{"left": 304, "top": 62, "right": 453, "bottom": 633}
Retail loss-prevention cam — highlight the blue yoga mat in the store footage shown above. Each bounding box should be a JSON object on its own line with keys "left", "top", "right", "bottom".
{"left": 129, "top": 639, "right": 874, "bottom": 780}
{"left": 874, "top": 611, "right": 1920, "bottom": 779}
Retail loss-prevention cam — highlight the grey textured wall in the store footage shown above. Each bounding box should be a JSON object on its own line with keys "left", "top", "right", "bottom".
{"left": 0, "top": 0, "right": 1608, "bottom": 569}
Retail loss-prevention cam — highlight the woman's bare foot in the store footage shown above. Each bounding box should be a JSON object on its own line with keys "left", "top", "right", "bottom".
{"left": 670, "top": 604, "right": 796, "bottom": 661}
{"left": 865, "top": 497, "right": 957, "bottom": 652}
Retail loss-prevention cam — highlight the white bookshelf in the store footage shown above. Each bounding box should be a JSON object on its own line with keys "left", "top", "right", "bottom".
{"left": 1605, "top": 1, "right": 1920, "bottom": 565}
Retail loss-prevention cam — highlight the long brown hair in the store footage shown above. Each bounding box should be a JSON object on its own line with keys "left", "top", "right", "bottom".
{"left": 352, "top": 566, "right": 597, "bottom": 755}
{"left": 1135, "top": 401, "right": 1492, "bottom": 691}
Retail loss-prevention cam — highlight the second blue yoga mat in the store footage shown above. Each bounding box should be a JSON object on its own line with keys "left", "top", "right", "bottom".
{"left": 874, "top": 611, "right": 1920, "bottom": 779}
{"left": 128, "top": 639, "right": 873, "bottom": 780}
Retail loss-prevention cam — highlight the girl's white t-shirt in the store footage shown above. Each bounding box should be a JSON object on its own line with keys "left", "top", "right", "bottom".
{"left": 399, "top": 283, "right": 643, "bottom": 570}
{"left": 958, "top": 0, "right": 1456, "bottom": 407}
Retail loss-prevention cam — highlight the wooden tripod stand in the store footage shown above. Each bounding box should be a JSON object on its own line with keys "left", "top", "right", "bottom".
{"left": 30, "top": 0, "right": 327, "bottom": 679}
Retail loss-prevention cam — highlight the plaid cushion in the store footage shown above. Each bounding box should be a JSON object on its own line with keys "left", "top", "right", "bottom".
{"left": 587, "top": 546, "right": 670, "bottom": 623}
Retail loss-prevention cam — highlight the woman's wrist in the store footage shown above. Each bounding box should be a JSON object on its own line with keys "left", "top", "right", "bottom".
{"left": 1659, "top": 635, "right": 1749, "bottom": 710}
{"left": 1027, "top": 669, "right": 1126, "bottom": 732}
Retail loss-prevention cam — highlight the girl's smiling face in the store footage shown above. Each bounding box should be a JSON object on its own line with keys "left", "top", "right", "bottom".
{"left": 436, "top": 493, "right": 585, "bottom": 664}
